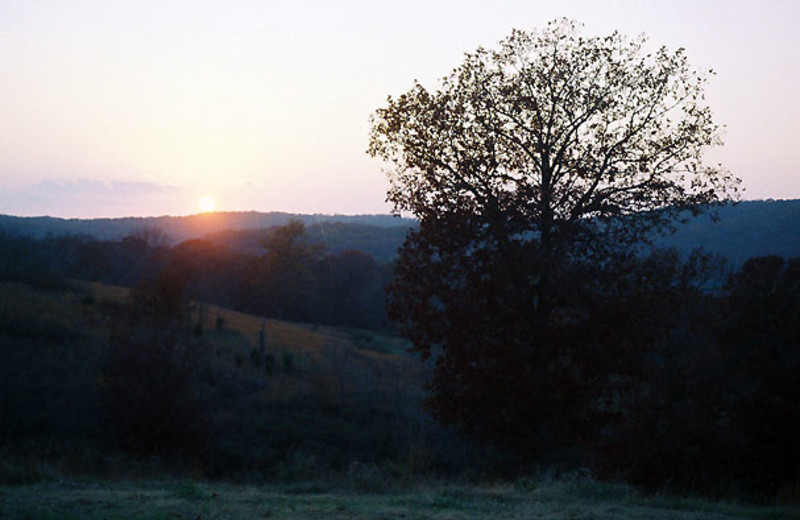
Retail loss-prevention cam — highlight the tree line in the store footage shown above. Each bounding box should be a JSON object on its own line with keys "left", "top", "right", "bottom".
{"left": 0, "top": 220, "right": 395, "bottom": 331}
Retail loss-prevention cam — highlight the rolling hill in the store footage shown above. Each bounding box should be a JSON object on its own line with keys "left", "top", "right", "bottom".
{"left": 659, "top": 199, "right": 800, "bottom": 265}
{"left": 0, "top": 211, "right": 413, "bottom": 244}
{"left": 1, "top": 199, "right": 799, "bottom": 264}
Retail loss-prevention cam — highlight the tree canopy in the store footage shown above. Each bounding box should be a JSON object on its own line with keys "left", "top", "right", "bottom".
{"left": 369, "top": 19, "right": 739, "bottom": 237}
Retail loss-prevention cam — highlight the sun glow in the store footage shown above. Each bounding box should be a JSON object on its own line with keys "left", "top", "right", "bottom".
{"left": 199, "top": 196, "right": 216, "bottom": 213}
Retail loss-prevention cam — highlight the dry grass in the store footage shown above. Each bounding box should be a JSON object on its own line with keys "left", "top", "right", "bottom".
{"left": 2, "top": 279, "right": 428, "bottom": 409}
{"left": 0, "top": 279, "right": 430, "bottom": 480}
{"left": 196, "top": 302, "right": 427, "bottom": 408}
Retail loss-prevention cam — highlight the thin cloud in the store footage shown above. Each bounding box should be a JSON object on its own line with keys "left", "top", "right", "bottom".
{"left": 35, "top": 179, "right": 178, "bottom": 195}
{"left": 0, "top": 179, "right": 183, "bottom": 218}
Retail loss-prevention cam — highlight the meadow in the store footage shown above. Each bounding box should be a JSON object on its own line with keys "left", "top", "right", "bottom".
{"left": 0, "top": 276, "right": 433, "bottom": 476}
{"left": 1, "top": 276, "right": 799, "bottom": 519}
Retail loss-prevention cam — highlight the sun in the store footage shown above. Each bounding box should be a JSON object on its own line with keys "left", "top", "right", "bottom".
{"left": 199, "top": 196, "right": 216, "bottom": 213}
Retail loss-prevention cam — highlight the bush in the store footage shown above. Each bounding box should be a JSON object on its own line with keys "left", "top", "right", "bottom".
{"left": 100, "top": 332, "right": 211, "bottom": 458}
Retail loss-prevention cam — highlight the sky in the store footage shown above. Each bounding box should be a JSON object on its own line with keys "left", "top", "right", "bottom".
{"left": 0, "top": 0, "right": 798, "bottom": 218}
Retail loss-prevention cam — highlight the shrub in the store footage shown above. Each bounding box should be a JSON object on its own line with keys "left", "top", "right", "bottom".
{"left": 100, "top": 332, "right": 211, "bottom": 458}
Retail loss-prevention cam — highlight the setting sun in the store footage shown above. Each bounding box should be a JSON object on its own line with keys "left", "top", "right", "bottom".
{"left": 199, "top": 196, "right": 216, "bottom": 213}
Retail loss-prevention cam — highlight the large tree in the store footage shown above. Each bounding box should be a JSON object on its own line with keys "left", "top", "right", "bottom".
{"left": 368, "top": 20, "right": 740, "bottom": 456}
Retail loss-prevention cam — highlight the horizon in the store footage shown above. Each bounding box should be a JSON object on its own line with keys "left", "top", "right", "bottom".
{"left": 3, "top": 197, "right": 799, "bottom": 223}
{"left": 0, "top": 208, "right": 410, "bottom": 221}
{"left": 2, "top": 0, "right": 799, "bottom": 218}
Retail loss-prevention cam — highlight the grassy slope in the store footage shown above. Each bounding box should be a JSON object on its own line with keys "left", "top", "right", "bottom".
{"left": 0, "top": 279, "right": 429, "bottom": 477}
{"left": 2, "top": 478, "right": 797, "bottom": 519}
{"left": 199, "top": 294, "right": 427, "bottom": 409}
{"left": 0, "top": 278, "right": 426, "bottom": 409}
{"left": 2, "top": 281, "right": 798, "bottom": 518}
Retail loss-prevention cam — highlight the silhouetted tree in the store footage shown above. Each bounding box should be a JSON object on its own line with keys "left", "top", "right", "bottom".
{"left": 314, "top": 250, "right": 392, "bottom": 329}
{"left": 243, "top": 220, "right": 324, "bottom": 320}
{"left": 369, "top": 20, "right": 740, "bottom": 456}
{"left": 102, "top": 267, "right": 210, "bottom": 457}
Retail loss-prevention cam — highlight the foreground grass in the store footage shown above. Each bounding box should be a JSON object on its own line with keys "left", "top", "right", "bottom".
{"left": 1, "top": 477, "right": 796, "bottom": 520}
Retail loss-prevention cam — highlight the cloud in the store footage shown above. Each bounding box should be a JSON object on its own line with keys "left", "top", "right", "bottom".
{"left": 35, "top": 179, "right": 178, "bottom": 196}
{"left": 0, "top": 178, "right": 184, "bottom": 218}
{"left": 232, "top": 178, "right": 263, "bottom": 189}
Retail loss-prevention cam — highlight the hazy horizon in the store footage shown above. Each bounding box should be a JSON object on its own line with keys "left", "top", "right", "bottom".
{"left": 0, "top": 207, "right": 412, "bottom": 220}
{"left": 2, "top": 0, "right": 799, "bottom": 218}
{"left": 3, "top": 197, "right": 799, "bottom": 223}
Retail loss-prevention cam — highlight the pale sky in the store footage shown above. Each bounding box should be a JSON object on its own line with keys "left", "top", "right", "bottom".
{"left": 1, "top": 0, "right": 798, "bottom": 218}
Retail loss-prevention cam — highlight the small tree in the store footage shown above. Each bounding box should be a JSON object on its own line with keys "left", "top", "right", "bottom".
{"left": 251, "top": 220, "right": 323, "bottom": 320}
{"left": 102, "top": 268, "right": 210, "bottom": 457}
{"left": 368, "top": 20, "right": 740, "bottom": 455}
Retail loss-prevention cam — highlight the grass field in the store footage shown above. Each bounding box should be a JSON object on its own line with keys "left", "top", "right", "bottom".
{"left": 2, "top": 476, "right": 797, "bottom": 520}
{"left": 0, "top": 278, "right": 437, "bottom": 481}
{"left": 0, "top": 278, "right": 426, "bottom": 409}
{"left": 3, "top": 279, "right": 799, "bottom": 518}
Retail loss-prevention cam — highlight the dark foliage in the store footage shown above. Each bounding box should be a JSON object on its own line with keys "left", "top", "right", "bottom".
{"left": 101, "top": 333, "right": 210, "bottom": 456}
{"left": 723, "top": 257, "right": 800, "bottom": 492}
{"left": 390, "top": 210, "right": 718, "bottom": 460}
{"left": 389, "top": 213, "right": 798, "bottom": 497}
{"left": 313, "top": 250, "right": 394, "bottom": 330}
{"left": 101, "top": 270, "right": 212, "bottom": 458}
{"left": 587, "top": 256, "right": 800, "bottom": 496}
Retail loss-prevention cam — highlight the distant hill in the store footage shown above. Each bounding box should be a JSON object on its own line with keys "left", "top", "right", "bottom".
{"left": 0, "top": 211, "right": 414, "bottom": 244}
{"left": 1, "top": 200, "right": 798, "bottom": 265}
{"left": 660, "top": 199, "right": 800, "bottom": 265}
